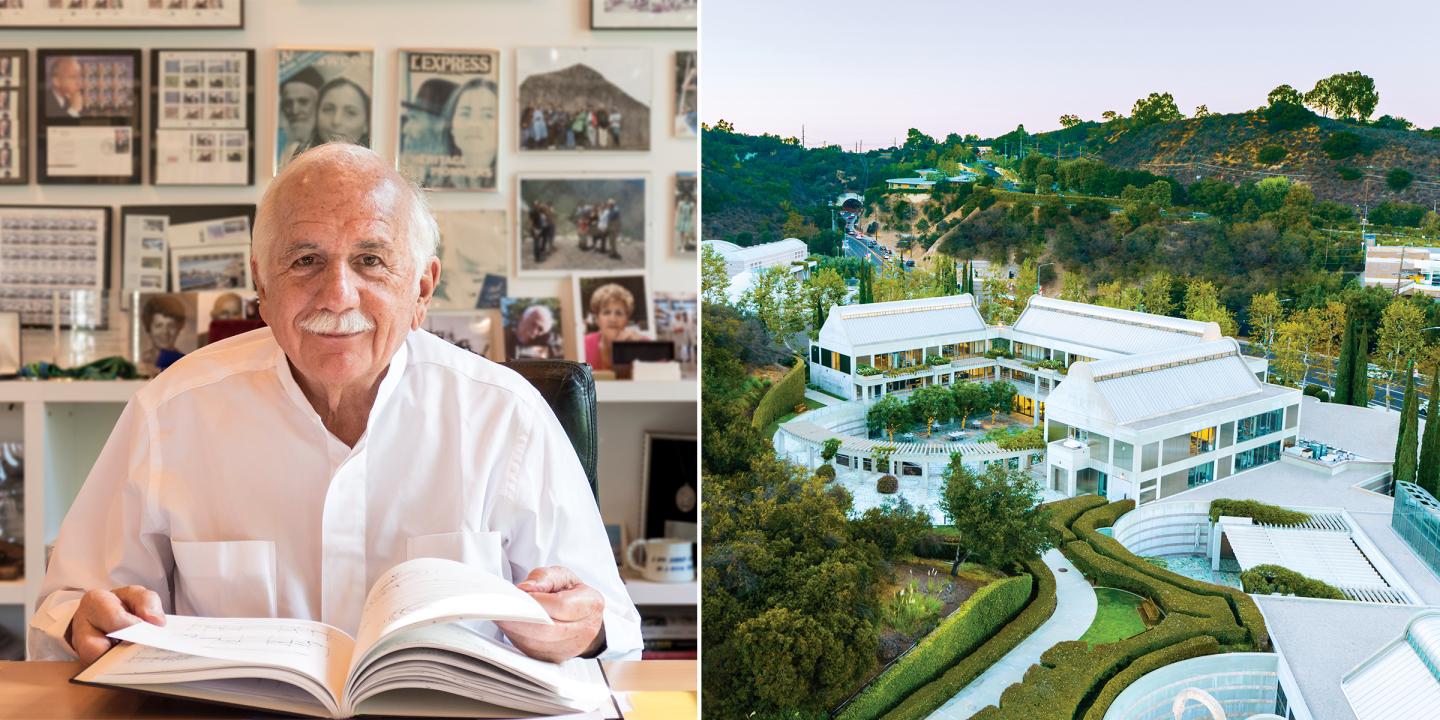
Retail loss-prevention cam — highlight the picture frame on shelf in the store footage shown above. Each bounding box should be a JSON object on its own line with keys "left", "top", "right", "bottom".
{"left": 275, "top": 48, "right": 374, "bottom": 175}
{"left": 653, "top": 291, "right": 697, "bottom": 370}
{"left": 0, "top": 0, "right": 243, "bottom": 29}
{"left": 134, "top": 291, "right": 198, "bottom": 378}
{"left": 673, "top": 51, "right": 696, "bottom": 138}
{"left": 396, "top": 48, "right": 500, "bottom": 191}
{"left": 590, "top": 0, "right": 696, "bottom": 30}
{"left": 0, "top": 204, "right": 112, "bottom": 328}
{"left": 573, "top": 272, "right": 653, "bottom": 373}
{"left": 150, "top": 48, "right": 255, "bottom": 186}
{"left": 499, "top": 297, "right": 565, "bottom": 361}
{"left": 36, "top": 48, "right": 142, "bottom": 185}
{"left": 0, "top": 50, "right": 30, "bottom": 185}
{"left": 0, "top": 311, "right": 19, "bottom": 376}
{"left": 516, "top": 47, "right": 651, "bottom": 152}
{"left": 119, "top": 204, "right": 256, "bottom": 297}
{"left": 516, "top": 174, "right": 647, "bottom": 276}
{"left": 640, "top": 432, "right": 698, "bottom": 541}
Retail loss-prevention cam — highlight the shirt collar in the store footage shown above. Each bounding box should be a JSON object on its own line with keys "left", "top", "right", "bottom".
{"left": 272, "top": 331, "right": 412, "bottom": 441}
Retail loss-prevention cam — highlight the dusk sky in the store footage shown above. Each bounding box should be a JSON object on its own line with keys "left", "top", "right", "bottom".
{"left": 702, "top": 1, "right": 1440, "bottom": 147}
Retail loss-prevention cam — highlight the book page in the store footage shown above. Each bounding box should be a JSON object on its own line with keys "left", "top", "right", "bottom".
{"left": 350, "top": 558, "right": 551, "bottom": 677}
{"left": 107, "top": 615, "right": 353, "bottom": 704}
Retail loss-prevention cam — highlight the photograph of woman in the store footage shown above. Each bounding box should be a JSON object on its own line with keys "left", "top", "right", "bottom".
{"left": 274, "top": 49, "right": 373, "bottom": 173}
{"left": 575, "top": 275, "right": 652, "bottom": 372}
{"left": 310, "top": 77, "right": 370, "bottom": 147}
{"left": 397, "top": 50, "right": 499, "bottom": 190}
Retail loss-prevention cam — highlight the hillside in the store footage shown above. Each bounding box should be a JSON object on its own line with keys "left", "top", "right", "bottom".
{"left": 1041, "top": 112, "right": 1440, "bottom": 207}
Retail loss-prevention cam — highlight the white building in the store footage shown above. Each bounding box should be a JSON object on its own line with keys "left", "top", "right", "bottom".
{"left": 1362, "top": 244, "right": 1440, "bottom": 298}
{"left": 1044, "top": 338, "right": 1300, "bottom": 504}
{"left": 702, "top": 237, "right": 812, "bottom": 304}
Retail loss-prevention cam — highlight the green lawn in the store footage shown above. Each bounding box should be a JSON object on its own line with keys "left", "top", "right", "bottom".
{"left": 763, "top": 397, "right": 825, "bottom": 437}
{"left": 1079, "top": 587, "right": 1150, "bottom": 646}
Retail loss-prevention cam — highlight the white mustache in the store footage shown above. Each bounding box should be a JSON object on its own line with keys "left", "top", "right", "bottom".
{"left": 298, "top": 309, "right": 375, "bottom": 336}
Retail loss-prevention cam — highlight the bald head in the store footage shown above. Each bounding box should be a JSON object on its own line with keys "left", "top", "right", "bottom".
{"left": 253, "top": 143, "right": 438, "bottom": 290}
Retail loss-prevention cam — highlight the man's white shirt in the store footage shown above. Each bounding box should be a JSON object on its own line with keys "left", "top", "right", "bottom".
{"left": 28, "top": 327, "right": 642, "bottom": 660}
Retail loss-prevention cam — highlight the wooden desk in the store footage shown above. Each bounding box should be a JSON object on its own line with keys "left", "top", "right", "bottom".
{"left": 0, "top": 660, "right": 697, "bottom": 719}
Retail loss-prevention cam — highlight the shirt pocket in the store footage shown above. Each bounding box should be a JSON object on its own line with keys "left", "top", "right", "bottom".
{"left": 405, "top": 530, "right": 506, "bottom": 579}
{"left": 170, "top": 540, "right": 278, "bottom": 618}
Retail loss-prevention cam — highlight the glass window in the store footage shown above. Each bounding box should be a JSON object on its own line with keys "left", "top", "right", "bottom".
{"left": 1142, "top": 442, "right": 1159, "bottom": 471}
{"left": 1187, "top": 462, "right": 1215, "bottom": 488}
{"left": 1235, "top": 441, "right": 1281, "bottom": 471}
{"left": 839, "top": 353, "right": 851, "bottom": 373}
{"left": 1190, "top": 426, "right": 1216, "bottom": 454}
{"left": 1114, "top": 441, "right": 1135, "bottom": 470}
{"left": 1237, "top": 408, "right": 1283, "bottom": 442}
{"left": 1285, "top": 404, "right": 1299, "bottom": 429}
{"left": 1219, "top": 421, "right": 1235, "bottom": 448}
{"left": 820, "top": 348, "right": 833, "bottom": 368}
{"left": 811, "top": 345, "right": 820, "bottom": 363}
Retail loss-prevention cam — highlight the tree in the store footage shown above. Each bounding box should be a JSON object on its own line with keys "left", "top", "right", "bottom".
{"left": 1183, "top": 279, "right": 1238, "bottom": 336}
{"left": 1335, "top": 311, "right": 1359, "bottom": 405}
{"left": 741, "top": 265, "right": 808, "bottom": 351}
{"left": 857, "top": 261, "right": 874, "bottom": 304}
{"left": 820, "top": 437, "right": 842, "bottom": 465}
{"left": 872, "top": 444, "right": 898, "bottom": 476}
{"left": 987, "top": 381, "right": 1017, "bottom": 422}
{"left": 1419, "top": 365, "right": 1440, "bottom": 497}
{"left": 1267, "top": 84, "right": 1304, "bottom": 107}
{"left": 1248, "top": 291, "right": 1286, "bottom": 351}
{"left": 805, "top": 267, "right": 848, "bottom": 331}
{"left": 1256, "top": 144, "right": 1288, "bottom": 164}
{"left": 867, "top": 394, "right": 908, "bottom": 442}
{"left": 701, "top": 244, "right": 731, "bottom": 306}
{"left": 1058, "top": 113, "right": 1081, "bottom": 128}
{"left": 950, "top": 382, "right": 990, "bottom": 428}
{"left": 1193, "top": 104, "right": 1211, "bottom": 118}
{"left": 910, "top": 384, "right": 955, "bottom": 436}
{"left": 1273, "top": 318, "right": 1308, "bottom": 387}
{"left": 1130, "top": 91, "right": 1182, "bottom": 127}
{"left": 1322, "top": 131, "right": 1364, "bottom": 160}
{"left": 1388, "top": 168, "right": 1415, "bottom": 192}
{"left": 1101, "top": 110, "right": 1119, "bottom": 122}
{"left": 1396, "top": 361, "right": 1420, "bottom": 487}
{"left": 1378, "top": 299, "right": 1426, "bottom": 409}
{"left": 1328, "top": 71, "right": 1380, "bottom": 122}
{"left": 938, "top": 457, "right": 1054, "bottom": 570}
{"left": 1140, "top": 272, "right": 1174, "bottom": 316}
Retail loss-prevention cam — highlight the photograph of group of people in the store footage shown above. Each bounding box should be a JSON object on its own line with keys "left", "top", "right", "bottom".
{"left": 518, "top": 176, "right": 646, "bottom": 275}
{"left": 516, "top": 47, "right": 651, "bottom": 152}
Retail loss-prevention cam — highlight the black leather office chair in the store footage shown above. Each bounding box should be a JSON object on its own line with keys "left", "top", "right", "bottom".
{"left": 502, "top": 359, "right": 598, "bottom": 499}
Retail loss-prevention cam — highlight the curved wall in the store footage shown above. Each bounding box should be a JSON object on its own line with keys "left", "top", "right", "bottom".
{"left": 1112, "top": 499, "right": 1213, "bottom": 557}
{"left": 1103, "top": 652, "right": 1282, "bottom": 720}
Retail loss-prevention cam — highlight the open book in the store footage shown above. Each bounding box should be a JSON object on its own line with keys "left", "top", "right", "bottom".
{"left": 73, "top": 557, "right": 618, "bottom": 718}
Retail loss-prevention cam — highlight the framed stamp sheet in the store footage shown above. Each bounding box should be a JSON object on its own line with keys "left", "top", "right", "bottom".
{"left": 36, "top": 48, "right": 142, "bottom": 185}
{"left": 150, "top": 49, "right": 255, "bottom": 186}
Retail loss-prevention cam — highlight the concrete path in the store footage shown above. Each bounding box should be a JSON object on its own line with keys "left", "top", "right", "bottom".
{"left": 805, "top": 388, "right": 844, "bottom": 407}
{"left": 925, "top": 548, "right": 1098, "bottom": 720}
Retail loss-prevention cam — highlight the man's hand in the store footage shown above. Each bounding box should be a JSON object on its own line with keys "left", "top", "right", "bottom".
{"left": 496, "top": 566, "right": 605, "bottom": 663}
{"left": 66, "top": 585, "right": 166, "bottom": 666}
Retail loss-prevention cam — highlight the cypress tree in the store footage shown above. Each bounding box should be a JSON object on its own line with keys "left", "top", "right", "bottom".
{"left": 1350, "top": 327, "right": 1371, "bottom": 408}
{"left": 1335, "top": 313, "right": 1357, "bottom": 405}
{"left": 1396, "top": 360, "right": 1420, "bottom": 487}
{"left": 1418, "top": 364, "right": 1440, "bottom": 496}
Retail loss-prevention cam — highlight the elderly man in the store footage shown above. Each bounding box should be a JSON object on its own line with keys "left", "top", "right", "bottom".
{"left": 29, "top": 144, "right": 641, "bottom": 666}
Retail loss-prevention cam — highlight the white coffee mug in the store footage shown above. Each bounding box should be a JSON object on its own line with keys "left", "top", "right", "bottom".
{"left": 625, "top": 537, "right": 694, "bottom": 583}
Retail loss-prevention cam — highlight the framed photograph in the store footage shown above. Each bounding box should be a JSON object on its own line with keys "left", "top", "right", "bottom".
{"left": 0, "top": 205, "right": 111, "bottom": 328}
{"left": 517, "top": 175, "right": 647, "bottom": 276}
{"left": 135, "top": 291, "right": 198, "bottom": 377}
{"left": 641, "top": 432, "right": 698, "bottom": 542}
{"left": 673, "top": 172, "right": 696, "bottom": 255}
{"left": 0, "top": 311, "right": 18, "bottom": 376}
{"left": 275, "top": 48, "right": 374, "bottom": 175}
{"left": 0, "top": 51, "right": 30, "bottom": 184}
{"left": 170, "top": 245, "right": 250, "bottom": 293}
{"left": 195, "top": 288, "right": 254, "bottom": 345}
{"left": 591, "top": 0, "right": 696, "bottom": 30}
{"left": 36, "top": 49, "right": 142, "bottom": 184}
{"left": 499, "top": 297, "right": 564, "bottom": 361}
{"left": 432, "top": 209, "right": 508, "bottom": 310}
{"left": 516, "top": 47, "right": 651, "bottom": 152}
{"left": 150, "top": 49, "right": 255, "bottom": 186}
{"left": 119, "top": 204, "right": 256, "bottom": 295}
{"left": 0, "top": 0, "right": 243, "bottom": 29}
{"left": 573, "top": 273, "right": 652, "bottom": 372}
{"left": 423, "top": 310, "right": 498, "bottom": 360}
{"left": 602, "top": 521, "right": 628, "bottom": 566}
{"left": 396, "top": 49, "right": 499, "bottom": 191}
{"left": 673, "top": 51, "right": 696, "bottom": 137}
{"left": 653, "top": 291, "right": 697, "bottom": 369}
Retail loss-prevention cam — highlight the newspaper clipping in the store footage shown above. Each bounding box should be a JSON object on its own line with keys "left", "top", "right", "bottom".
{"left": 397, "top": 50, "right": 499, "bottom": 191}
{"left": 275, "top": 49, "right": 374, "bottom": 174}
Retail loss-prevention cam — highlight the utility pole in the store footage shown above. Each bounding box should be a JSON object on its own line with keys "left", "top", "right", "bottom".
{"left": 801, "top": 124, "right": 805, "bottom": 148}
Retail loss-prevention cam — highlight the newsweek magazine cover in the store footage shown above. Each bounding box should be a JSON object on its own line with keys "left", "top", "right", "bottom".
{"left": 396, "top": 49, "right": 499, "bottom": 191}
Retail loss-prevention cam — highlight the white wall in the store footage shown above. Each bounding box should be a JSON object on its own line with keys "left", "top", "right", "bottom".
{"left": 0, "top": 0, "right": 696, "bottom": 546}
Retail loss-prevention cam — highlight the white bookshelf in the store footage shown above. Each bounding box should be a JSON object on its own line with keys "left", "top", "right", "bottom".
{"left": 622, "top": 573, "right": 699, "bottom": 607}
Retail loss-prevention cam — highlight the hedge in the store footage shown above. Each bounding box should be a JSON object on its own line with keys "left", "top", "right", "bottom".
{"left": 750, "top": 358, "right": 807, "bottom": 432}
{"left": 835, "top": 573, "right": 1033, "bottom": 720}
{"left": 1042, "top": 495, "right": 1108, "bottom": 544}
{"left": 815, "top": 464, "right": 836, "bottom": 481}
{"left": 1080, "top": 635, "right": 1220, "bottom": 720}
{"left": 877, "top": 475, "right": 899, "bottom": 494}
{"left": 879, "top": 557, "right": 1057, "bottom": 720}
{"left": 1208, "top": 498, "right": 1310, "bottom": 526}
{"left": 1241, "top": 564, "right": 1347, "bottom": 600}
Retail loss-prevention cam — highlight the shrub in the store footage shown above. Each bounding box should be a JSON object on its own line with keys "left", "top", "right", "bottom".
{"left": 858, "top": 365, "right": 882, "bottom": 376}
{"left": 1241, "top": 564, "right": 1347, "bottom": 600}
{"left": 1081, "top": 636, "right": 1220, "bottom": 720}
{"left": 816, "top": 463, "right": 836, "bottom": 481}
{"left": 1388, "top": 168, "right": 1415, "bottom": 192}
{"left": 877, "top": 475, "right": 899, "bottom": 494}
{"left": 1336, "top": 165, "right": 1363, "bottom": 181}
{"left": 1042, "top": 495, "right": 1108, "bottom": 544}
{"left": 1255, "top": 144, "right": 1288, "bottom": 164}
{"left": 836, "top": 574, "right": 1033, "bottom": 720}
{"left": 1263, "top": 101, "right": 1313, "bottom": 130}
{"left": 995, "top": 427, "right": 1045, "bottom": 451}
{"left": 880, "top": 557, "right": 1056, "bottom": 720}
{"left": 750, "top": 359, "right": 807, "bottom": 431}
{"left": 926, "top": 355, "right": 950, "bottom": 366}
{"left": 1304, "top": 384, "right": 1331, "bottom": 402}
{"left": 1208, "top": 498, "right": 1310, "bottom": 526}
{"left": 1322, "top": 131, "right": 1364, "bottom": 160}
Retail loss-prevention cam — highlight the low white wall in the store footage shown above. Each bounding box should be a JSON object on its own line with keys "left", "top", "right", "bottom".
{"left": 1102, "top": 652, "right": 1282, "bottom": 720}
{"left": 1112, "top": 499, "right": 1213, "bottom": 557}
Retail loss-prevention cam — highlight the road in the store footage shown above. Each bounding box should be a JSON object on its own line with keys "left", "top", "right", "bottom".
{"left": 843, "top": 233, "right": 887, "bottom": 266}
{"left": 1238, "top": 339, "right": 1423, "bottom": 412}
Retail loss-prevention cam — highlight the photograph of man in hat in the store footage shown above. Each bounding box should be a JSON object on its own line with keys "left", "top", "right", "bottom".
{"left": 276, "top": 64, "right": 323, "bottom": 171}
{"left": 398, "top": 77, "right": 456, "bottom": 178}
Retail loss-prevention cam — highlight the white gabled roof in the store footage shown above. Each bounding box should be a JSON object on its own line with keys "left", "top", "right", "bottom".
{"left": 819, "top": 294, "right": 986, "bottom": 350}
{"left": 1343, "top": 612, "right": 1440, "bottom": 720}
{"left": 1047, "top": 338, "right": 1268, "bottom": 427}
{"left": 1012, "top": 296, "right": 1220, "bottom": 356}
